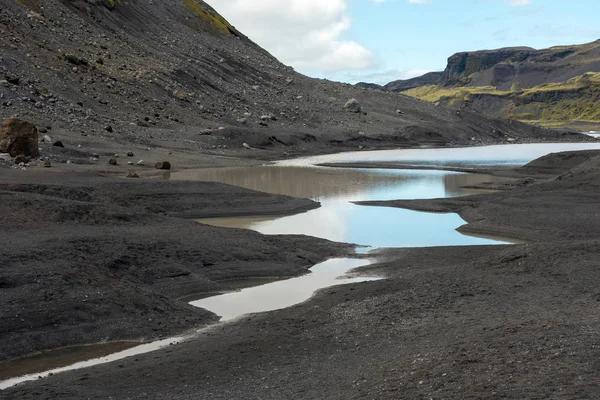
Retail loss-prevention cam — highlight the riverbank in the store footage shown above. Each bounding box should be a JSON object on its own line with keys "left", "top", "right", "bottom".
{"left": 4, "top": 148, "right": 600, "bottom": 399}
{"left": 0, "top": 169, "right": 353, "bottom": 366}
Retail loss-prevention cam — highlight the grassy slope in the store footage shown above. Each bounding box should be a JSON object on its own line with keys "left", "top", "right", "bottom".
{"left": 404, "top": 72, "right": 600, "bottom": 127}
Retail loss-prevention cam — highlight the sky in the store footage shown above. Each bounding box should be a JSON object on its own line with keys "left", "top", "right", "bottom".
{"left": 208, "top": 0, "right": 600, "bottom": 85}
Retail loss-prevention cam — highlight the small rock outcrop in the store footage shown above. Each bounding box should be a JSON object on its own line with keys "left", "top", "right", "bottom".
{"left": 0, "top": 119, "right": 39, "bottom": 158}
{"left": 155, "top": 161, "right": 171, "bottom": 170}
{"left": 343, "top": 99, "right": 361, "bottom": 113}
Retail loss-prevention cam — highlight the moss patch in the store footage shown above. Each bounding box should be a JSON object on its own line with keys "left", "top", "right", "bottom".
{"left": 403, "top": 72, "right": 600, "bottom": 125}
{"left": 184, "top": 0, "right": 235, "bottom": 35}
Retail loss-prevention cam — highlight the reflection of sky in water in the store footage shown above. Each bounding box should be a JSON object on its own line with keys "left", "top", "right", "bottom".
{"left": 191, "top": 258, "right": 377, "bottom": 321}
{"left": 184, "top": 143, "right": 600, "bottom": 249}
{"left": 199, "top": 168, "right": 505, "bottom": 249}
{"left": 278, "top": 143, "right": 600, "bottom": 167}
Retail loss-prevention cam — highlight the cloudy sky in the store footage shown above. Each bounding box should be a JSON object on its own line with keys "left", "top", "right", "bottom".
{"left": 208, "top": 0, "right": 600, "bottom": 84}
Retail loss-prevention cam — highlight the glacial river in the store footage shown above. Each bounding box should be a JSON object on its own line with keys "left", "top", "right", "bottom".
{"left": 3, "top": 142, "right": 600, "bottom": 390}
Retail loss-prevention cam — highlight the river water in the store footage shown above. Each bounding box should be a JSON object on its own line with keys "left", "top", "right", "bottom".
{"left": 3, "top": 142, "right": 600, "bottom": 390}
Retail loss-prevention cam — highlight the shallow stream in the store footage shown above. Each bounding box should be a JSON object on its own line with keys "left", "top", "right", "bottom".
{"left": 3, "top": 142, "right": 600, "bottom": 389}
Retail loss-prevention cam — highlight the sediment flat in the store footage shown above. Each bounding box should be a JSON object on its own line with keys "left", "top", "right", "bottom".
{"left": 4, "top": 150, "right": 600, "bottom": 399}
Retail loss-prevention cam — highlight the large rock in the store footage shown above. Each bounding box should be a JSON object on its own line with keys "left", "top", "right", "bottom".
{"left": 343, "top": 98, "right": 362, "bottom": 113}
{"left": 0, "top": 119, "right": 39, "bottom": 158}
{"left": 155, "top": 161, "right": 171, "bottom": 170}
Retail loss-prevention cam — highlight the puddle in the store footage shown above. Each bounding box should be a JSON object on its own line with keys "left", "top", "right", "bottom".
{"left": 0, "top": 337, "right": 186, "bottom": 390}
{"left": 275, "top": 143, "right": 600, "bottom": 167}
{"left": 1, "top": 259, "right": 379, "bottom": 390}
{"left": 183, "top": 168, "right": 511, "bottom": 248}
{"left": 0, "top": 342, "right": 139, "bottom": 381}
{"left": 585, "top": 131, "right": 600, "bottom": 139}
{"left": 191, "top": 258, "right": 379, "bottom": 322}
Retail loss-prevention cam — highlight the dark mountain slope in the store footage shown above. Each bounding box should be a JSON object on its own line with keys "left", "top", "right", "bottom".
{"left": 0, "top": 0, "right": 577, "bottom": 164}
{"left": 384, "top": 71, "right": 443, "bottom": 92}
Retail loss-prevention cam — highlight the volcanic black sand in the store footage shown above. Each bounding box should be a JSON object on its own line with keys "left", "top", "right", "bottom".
{"left": 2, "top": 150, "right": 600, "bottom": 399}
{"left": 0, "top": 168, "right": 353, "bottom": 366}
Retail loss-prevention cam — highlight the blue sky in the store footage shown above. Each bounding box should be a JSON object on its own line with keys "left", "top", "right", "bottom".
{"left": 342, "top": 0, "right": 600, "bottom": 83}
{"left": 210, "top": 0, "right": 600, "bottom": 84}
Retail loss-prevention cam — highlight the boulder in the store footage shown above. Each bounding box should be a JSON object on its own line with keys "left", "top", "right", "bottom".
{"left": 0, "top": 119, "right": 39, "bottom": 158}
{"left": 0, "top": 153, "right": 11, "bottom": 162}
{"left": 155, "top": 161, "right": 171, "bottom": 170}
{"left": 343, "top": 99, "right": 361, "bottom": 113}
{"left": 14, "top": 155, "right": 29, "bottom": 164}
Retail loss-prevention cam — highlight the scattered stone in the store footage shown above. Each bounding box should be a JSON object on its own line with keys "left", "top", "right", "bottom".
{"left": 27, "top": 11, "right": 44, "bottom": 22}
{"left": 43, "top": 160, "right": 51, "bottom": 168}
{"left": 108, "top": 158, "right": 118, "bottom": 165}
{"left": 42, "top": 135, "right": 52, "bottom": 143}
{"left": 127, "top": 161, "right": 134, "bottom": 165}
{"left": 66, "top": 160, "right": 72, "bottom": 165}
{"left": 64, "top": 54, "right": 88, "bottom": 66}
{"left": 155, "top": 161, "right": 171, "bottom": 170}
{"left": 507, "top": 138, "right": 517, "bottom": 143}
{"left": 242, "top": 143, "right": 252, "bottom": 149}
{"left": 259, "top": 121, "right": 268, "bottom": 127}
{"left": 14, "top": 155, "right": 29, "bottom": 164}
{"left": 137, "top": 160, "right": 145, "bottom": 166}
{"left": 105, "top": 126, "right": 113, "bottom": 133}
{"left": 237, "top": 118, "right": 247, "bottom": 124}
{"left": 0, "top": 118, "right": 39, "bottom": 157}
{"left": 0, "top": 153, "right": 12, "bottom": 162}
{"left": 343, "top": 98, "right": 361, "bottom": 113}
{"left": 200, "top": 129, "right": 213, "bottom": 135}
{"left": 396, "top": 110, "right": 404, "bottom": 115}
{"left": 53, "top": 141, "right": 64, "bottom": 148}
{"left": 127, "top": 151, "right": 134, "bottom": 157}
{"left": 126, "top": 171, "right": 140, "bottom": 178}
{"left": 6, "top": 76, "right": 20, "bottom": 85}
{"left": 286, "top": 77, "right": 294, "bottom": 85}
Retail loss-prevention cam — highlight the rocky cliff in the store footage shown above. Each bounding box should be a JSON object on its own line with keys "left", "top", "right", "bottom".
{"left": 393, "top": 40, "right": 600, "bottom": 129}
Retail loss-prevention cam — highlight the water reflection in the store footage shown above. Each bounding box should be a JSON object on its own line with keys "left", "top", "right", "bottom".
{"left": 172, "top": 166, "right": 505, "bottom": 202}
{"left": 276, "top": 143, "right": 600, "bottom": 167}
{"left": 176, "top": 167, "right": 510, "bottom": 249}
{"left": 190, "top": 258, "right": 379, "bottom": 322}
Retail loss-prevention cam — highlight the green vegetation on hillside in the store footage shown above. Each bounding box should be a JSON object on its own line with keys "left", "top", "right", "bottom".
{"left": 403, "top": 72, "right": 600, "bottom": 126}
{"left": 184, "top": 0, "right": 235, "bottom": 34}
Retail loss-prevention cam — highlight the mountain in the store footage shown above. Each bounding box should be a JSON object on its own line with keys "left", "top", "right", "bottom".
{"left": 387, "top": 40, "right": 600, "bottom": 130}
{"left": 384, "top": 71, "right": 443, "bottom": 92}
{"left": 0, "top": 0, "right": 575, "bottom": 162}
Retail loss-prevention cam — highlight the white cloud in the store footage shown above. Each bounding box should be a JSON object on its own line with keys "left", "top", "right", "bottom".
{"left": 208, "top": 0, "right": 376, "bottom": 73}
